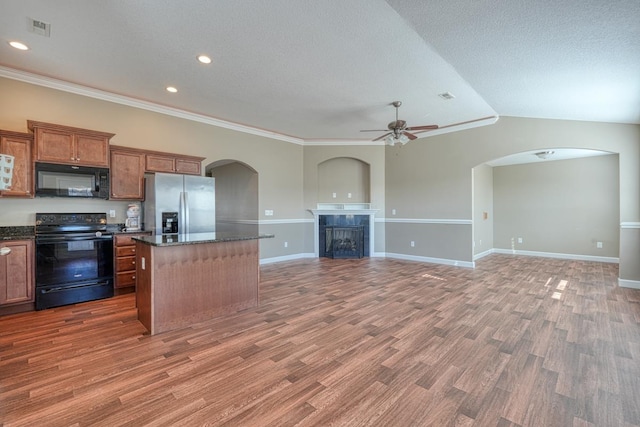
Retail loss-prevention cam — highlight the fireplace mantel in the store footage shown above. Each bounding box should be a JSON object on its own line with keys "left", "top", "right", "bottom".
{"left": 308, "top": 204, "right": 379, "bottom": 257}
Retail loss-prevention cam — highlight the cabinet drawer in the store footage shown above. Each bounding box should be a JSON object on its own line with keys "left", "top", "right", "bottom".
{"left": 115, "top": 233, "right": 150, "bottom": 246}
{"left": 116, "top": 256, "right": 136, "bottom": 271}
{"left": 116, "top": 245, "right": 136, "bottom": 257}
{"left": 116, "top": 271, "right": 137, "bottom": 288}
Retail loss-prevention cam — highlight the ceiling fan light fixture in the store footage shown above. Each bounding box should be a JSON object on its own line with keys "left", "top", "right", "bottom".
{"left": 384, "top": 135, "right": 395, "bottom": 146}
{"left": 534, "top": 150, "right": 555, "bottom": 159}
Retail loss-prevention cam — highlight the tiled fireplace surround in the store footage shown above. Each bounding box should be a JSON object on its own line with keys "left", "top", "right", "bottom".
{"left": 309, "top": 204, "right": 378, "bottom": 258}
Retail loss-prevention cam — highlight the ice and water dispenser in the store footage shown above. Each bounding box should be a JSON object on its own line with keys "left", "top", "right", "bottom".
{"left": 162, "top": 212, "right": 178, "bottom": 234}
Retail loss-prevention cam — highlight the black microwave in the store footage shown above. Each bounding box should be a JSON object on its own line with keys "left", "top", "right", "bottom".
{"left": 35, "top": 162, "right": 109, "bottom": 199}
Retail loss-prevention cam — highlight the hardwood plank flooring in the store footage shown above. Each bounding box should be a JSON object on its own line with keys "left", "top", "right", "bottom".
{"left": 1, "top": 255, "right": 639, "bottom": 426}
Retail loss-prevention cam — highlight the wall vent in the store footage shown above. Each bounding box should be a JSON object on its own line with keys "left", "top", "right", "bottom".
{"left": 28, "top": 18, "right": 51, "bottom": 37}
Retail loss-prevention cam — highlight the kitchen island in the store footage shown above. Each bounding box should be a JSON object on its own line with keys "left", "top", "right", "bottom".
{"left": 134, "top": 232, "right": 273, "bottom": 335}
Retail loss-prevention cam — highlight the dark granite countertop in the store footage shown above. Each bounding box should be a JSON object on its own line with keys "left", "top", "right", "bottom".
{"left": 133, "top": 232, "right": 274, "bottom": 247}
{"left": 0, "top": 226, "right": 35, "bottom": 241}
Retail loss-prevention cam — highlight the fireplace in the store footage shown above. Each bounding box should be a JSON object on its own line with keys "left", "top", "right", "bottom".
{"left": 325, "top": 226, "right": 364, "bottom": 259}
{"left": 309, "top": 203, "right": 378, "bottom": 259}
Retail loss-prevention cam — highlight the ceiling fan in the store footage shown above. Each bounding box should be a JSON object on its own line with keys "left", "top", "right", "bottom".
{"left": 361, "top": 101, "right": 439, "bottom": 145}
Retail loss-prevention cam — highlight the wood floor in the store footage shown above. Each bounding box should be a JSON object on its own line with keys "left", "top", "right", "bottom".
{"left": 1, "top": 255, "right": 639, "bottom": 426}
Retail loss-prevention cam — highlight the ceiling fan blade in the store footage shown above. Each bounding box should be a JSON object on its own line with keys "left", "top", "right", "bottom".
{"left": 360, "top": 129, "right": 388, "bottom": 132}
{"left": 373, "top": 132, "right": 392, "bottom": 141}
{"left": 403, "top": 131, "right": 418, "bottom": 140}
{"left": 406, "top": 124, "right": 439, "bottom": 131}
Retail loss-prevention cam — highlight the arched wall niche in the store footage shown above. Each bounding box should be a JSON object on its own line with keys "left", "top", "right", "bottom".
{"left": 317, "top": 157, "right": 371, "bottom": 203}
{"left": 206, "top": 159, "right": 258, "bottom": 233}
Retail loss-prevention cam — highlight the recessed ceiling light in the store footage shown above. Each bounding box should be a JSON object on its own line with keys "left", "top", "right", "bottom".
{"left": 166, "top": 86, "right": 178, "bottom": 93}
{"left": 9, "top": 41, "right": 29, "bottom": 50}
{"left": 197, "top": 55, "right": 212, "bottom": 64}
{"left": 438, "top": 92, "right": 455, "bottom": 100}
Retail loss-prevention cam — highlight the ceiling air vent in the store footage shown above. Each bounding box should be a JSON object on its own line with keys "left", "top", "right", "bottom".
{"left": 438, "top": 92, "right": 456, "bottom": 100}
{"left": 28, "top": 18, "right": 51, "bottom": 37}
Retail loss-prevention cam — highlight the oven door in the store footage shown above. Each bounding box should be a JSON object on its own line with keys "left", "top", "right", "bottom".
{"left": 35, "top": 233, "right": 114, "bottom": 287}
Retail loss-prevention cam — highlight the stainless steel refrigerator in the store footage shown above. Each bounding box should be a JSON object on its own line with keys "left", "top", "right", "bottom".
{"left": 144, "top": 173, "right": 215, "bottom": 235}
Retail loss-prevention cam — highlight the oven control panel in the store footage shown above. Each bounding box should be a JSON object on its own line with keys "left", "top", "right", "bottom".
{"left": 36, "top": 213, "right": 108, "bottom": 227}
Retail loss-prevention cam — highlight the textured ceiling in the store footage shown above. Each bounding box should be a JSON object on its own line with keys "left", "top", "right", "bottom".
{"left": 0, "top": 0, "right": 638, "bottom": 144}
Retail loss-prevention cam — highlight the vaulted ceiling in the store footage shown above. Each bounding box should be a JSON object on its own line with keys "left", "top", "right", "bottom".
{"left": 1, "top": 0, "right": 638, "bottom": 144}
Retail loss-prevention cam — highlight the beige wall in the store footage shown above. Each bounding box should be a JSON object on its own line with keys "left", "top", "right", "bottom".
{"left": 473, "top": 164, "right": 494, "bottom": 256}
{"left": 2, "top": 77, "right": 639, "bottom": 283}
{"left": 385, "top": 116, "right": 639, "bottom": 278}
{"left": 493, "top": 154, "right": 620, "bottom": 258}
{"left": 317, "top": 157, "right": 370, "bottom": 203}
{"left": 303, "top": 145, "right": 386, "bottom": 253}
{"left": 0, "top": 77, "right": 303, "bottom": 260}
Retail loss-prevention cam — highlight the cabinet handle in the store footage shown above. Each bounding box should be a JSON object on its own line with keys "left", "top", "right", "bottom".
{"left": 132, "top": 276, "right": 135, "bottom": 279}
{"left": 132, "top": 261, "right": 136, "bottom": 264}
{"left": 0, "top": 247, "right": 11, "bottom": 256}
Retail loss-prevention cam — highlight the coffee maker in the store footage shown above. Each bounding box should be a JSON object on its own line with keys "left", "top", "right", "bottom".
{"left": 125, "top": 203, "right": 141, "bottom": 231}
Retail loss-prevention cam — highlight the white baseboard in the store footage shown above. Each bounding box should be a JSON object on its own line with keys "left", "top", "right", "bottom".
{"left": 384, "top": 252, "right": 475, "bottom": 268}
{"left": 473, "top": 249, "right": 494, "bottom": 261}
{"left": 260, "top": 253, "right": 315, "bottom": 265}
{"left": 618, "top": 278, "right": 640, "bottom": 289}
{"left": 492, "top": 248, "right": 619, "bottom": 264}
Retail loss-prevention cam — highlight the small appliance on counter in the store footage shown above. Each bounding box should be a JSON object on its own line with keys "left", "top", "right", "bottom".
{"left": 124, "top": 203, "right": 141, "bottom": 231}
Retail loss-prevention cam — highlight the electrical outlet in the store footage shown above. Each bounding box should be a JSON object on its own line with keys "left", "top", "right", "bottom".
{"left": 109, "top": 209, "right": 116, "bottom": 218}
{"left": 332, "top": 192, "right": 337, "bottom": 198}
{"left": 264, "top": 210, "right": 274, "bottom": 216}
{"left": 410, "top": 241, "right": 415, "bottom": 247}
{"left": 596, "top": 241, "right": 603, "bottom": 249}
{"left": 392, "top": 209, "right": 396, "bottom": 215}
{"left": 284, "top": 242, "right": 288, "bottom": 248}
{"left": 518, "top": 237, "right": 523, "bottom": 244}
{"left": 347, "top": 193, "right": 352, "bottom": 199}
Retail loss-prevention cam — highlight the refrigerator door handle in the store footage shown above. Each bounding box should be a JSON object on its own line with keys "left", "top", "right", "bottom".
{"left": 182, "top": 191, "right": 189, "bottom": 234}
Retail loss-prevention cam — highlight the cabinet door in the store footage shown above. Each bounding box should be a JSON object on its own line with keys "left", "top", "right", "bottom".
{"left": 110, "top": 150, "right": 145, "bottom": 200}
{"left": 175, "top": 158, "right": 201, "bottom": 175}
{"left": 146, "top": 154, "right": 176, "bottom": 173}
{"left": 34, "top": 128, "right": 75, "bottom": 164}
{"left": 74, "top": 134, "right": 109, "bottom": 167}
{"left": 0, "top": 240, "right": 34, "bottom": 306}
{"left": 0, "top": 133, "right": 33, "bottom": 198}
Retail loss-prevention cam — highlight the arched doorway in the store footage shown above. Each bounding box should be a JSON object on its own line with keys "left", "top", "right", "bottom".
{"left": 206, "top": 160, "right": 258, "bottom": 234}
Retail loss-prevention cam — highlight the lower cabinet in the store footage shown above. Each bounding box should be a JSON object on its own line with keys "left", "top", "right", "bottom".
{"left": 0, "top": 240, "right": 34, "bottom": 306}
{"left": 114, "top": 232, "right": 151, "bottom": 291}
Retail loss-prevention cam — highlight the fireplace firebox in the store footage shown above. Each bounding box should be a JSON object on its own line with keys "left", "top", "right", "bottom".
{"left": 324, "top": 226, "right": 364, "bottom": 259}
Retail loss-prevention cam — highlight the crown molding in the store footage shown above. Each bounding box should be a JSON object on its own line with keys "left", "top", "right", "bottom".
{"left": 0, "top": 66, "right": 305, "bottom": 145}
{"left": 0, "top": 66, "right": 498, "bottom": 146}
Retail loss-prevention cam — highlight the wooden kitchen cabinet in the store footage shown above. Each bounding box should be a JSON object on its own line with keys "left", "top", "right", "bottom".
{"left": 0, "top": 240, "right": 34, "bottom": 306}
{"left": 114, "top": 232, "right": 151, "bottom": 291}
{"left": 146, "top": 153, "right": 203, "bottom": 175}
{"left": 0, "top": 130, "right": 33, "bottom": 198}
{"left": 28, "top": 120, "right": 114, "bottom": 167}
{"left": 110, "top": 148, "right": 146, "bottom": 200}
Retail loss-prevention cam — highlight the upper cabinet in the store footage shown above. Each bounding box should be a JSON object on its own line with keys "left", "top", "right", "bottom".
{"left": 146, "top": 153, "right": 203, "bottom": 175}
{"left": 0, "top": 130, "right": 34, "bottom": 198}
{"left": 110, "top": 148, "right": 146, "bottom": 200}
{"left": 28, "top": 120, "right": 114, "bottom": 167}
{"left": 110, "top": 145, "right": 205, "bottom": 200}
